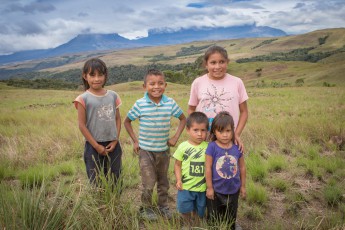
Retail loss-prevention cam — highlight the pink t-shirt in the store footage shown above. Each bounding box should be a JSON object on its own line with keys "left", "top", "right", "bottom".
{"left": 189, "top": 73, "right": 248, "bottom": 128}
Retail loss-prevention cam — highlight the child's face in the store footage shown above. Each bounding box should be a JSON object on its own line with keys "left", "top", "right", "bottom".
{"left": 186, "top": 122, "right": 208, "bottom": 145}
{"left": 143, "top": 74, "right": 167, "bottom": 103}
{"left": 83, "top": 70, "right": 106, "bottom": 91}
{"left": 205, "top": 52, "right": 228, "bottom": 80}
{"left": 214, "top": 125, "right": 233, "bottom": 145}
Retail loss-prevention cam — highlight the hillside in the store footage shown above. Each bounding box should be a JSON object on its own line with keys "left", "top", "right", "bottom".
{"left": 0, "top": 28, "right": 344, "bottom": 87}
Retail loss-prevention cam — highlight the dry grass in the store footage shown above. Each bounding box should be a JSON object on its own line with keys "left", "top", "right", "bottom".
{"left": 0, "top": 82, "right": 345, "bottom": 229}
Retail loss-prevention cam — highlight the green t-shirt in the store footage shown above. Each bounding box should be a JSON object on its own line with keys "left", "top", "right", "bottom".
{"left": 173, "top": 141, "right": 208, "bottom": 192}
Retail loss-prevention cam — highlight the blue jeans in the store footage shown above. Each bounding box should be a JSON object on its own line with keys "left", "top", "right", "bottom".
{"left": 84, "top": 141, "right": 122, "bottom": 188}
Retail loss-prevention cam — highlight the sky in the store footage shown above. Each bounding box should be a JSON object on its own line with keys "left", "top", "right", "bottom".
{"left": 0, "top": 0, "right": 344, "bottom": 55}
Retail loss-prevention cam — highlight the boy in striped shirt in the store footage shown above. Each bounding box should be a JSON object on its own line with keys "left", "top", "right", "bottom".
{"left": 124, "top": 69, "right": 186, "bottom": 220}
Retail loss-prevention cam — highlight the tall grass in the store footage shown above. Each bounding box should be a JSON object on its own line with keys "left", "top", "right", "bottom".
{"left": 1, "top": 83, "right": 345, "bottom": 229}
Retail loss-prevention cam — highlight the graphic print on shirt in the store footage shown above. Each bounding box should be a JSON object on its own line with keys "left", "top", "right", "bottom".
{"left": 97, "top": 104, "right": 114, "bottom": 121}
{"left": 201, "top": 84, "right": 234, "bottom": 115}
{"left": 181, "top": 147, "right": 206, "bottom": 189}
{"left": 216, "top": 152, "right": 238, "bottom": 179}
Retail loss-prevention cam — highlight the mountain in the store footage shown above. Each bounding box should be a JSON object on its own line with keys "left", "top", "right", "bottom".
{"left": 0, "top": 25, "right": 286, "bottom": 65}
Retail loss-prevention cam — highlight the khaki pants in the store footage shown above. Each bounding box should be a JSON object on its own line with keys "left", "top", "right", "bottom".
{"left": 139, "top": 149, "right": 170, "bottom": 208}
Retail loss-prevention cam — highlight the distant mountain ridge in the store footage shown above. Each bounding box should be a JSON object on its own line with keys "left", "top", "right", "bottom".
{"left": 0, "top": 25, "right": 286, "bottom": 65}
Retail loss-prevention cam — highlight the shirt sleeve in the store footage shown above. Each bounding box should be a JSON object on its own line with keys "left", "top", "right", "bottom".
{"left": 115, "top": 92, "right": 122, "bottom": 108}
{"left": 171, "top": 99, "right": 183, "bottom": 118}
{"left": 173, "top": 144, "right": 184, "bottom": 161}
{"left": 127, "top": 101, "right": 141, "bottom": 121}
{"left": 73, "top": 95, "right": 85, "bottom": 110}
{"left": 237, "top": 79, "right": 249, "bottom": 104}
{"left": 205, "top": 141, "right": 215, "bottom": 157}
{"left": 188, "top": 79, "right": 199, "bottom": 106}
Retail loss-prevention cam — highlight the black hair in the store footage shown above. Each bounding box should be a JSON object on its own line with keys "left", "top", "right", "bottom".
{"left": 143, "top": 69, "right": 165, "bottom": 84}
{"left": 209, "top": 111, "right": 235, "bottom": 143}
{"left": 186, "top": 112, "right": 209, "bottom": 129}
{"left": 82, "top": 58, "right": 108, "bottom": 90}
{"left": 203, "top": 45, "right": 229, "bottom": 67}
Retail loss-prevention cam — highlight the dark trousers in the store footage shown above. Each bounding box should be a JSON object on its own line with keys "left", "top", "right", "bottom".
{"left": 84, "top": 141, "right": 122, "bottom": 189}
{"left": 206, "top": 190, "right": 240, "bottom": 230}
{"left": 139, "top": 149, "right": 170, "bottom": 208}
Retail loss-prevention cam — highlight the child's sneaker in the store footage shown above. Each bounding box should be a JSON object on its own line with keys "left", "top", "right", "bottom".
{"left": 158, "top": 206, "right": 173, "bottom": 219}
{"left": 139, "top": 207, "right": 158, "bottom": 221}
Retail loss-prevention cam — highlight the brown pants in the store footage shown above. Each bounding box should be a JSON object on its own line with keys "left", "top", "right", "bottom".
{"left": 139, "top": 149, "right": 170, "bottom": 208}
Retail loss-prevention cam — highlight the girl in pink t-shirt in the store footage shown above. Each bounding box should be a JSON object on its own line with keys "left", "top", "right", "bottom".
{"left": 188, "top": 45, "right": 248, "bottom": 152}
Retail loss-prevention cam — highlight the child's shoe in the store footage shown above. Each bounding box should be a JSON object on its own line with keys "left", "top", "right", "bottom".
{"left": 158, "top": 206, "right": 173, "bottom": 219}
{"left": 139, "top": 207, "right": 158, "bottom": 221}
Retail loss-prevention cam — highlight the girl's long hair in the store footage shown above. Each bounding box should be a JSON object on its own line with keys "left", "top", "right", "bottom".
{"left": 209, "top": 111, "right": 235, "bottom": 143}
{"left": 82, "top": 58, "right": 108, "bottom": 90}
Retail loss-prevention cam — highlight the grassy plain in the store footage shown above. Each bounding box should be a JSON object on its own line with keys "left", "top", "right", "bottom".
{"left": 0, "top": 80, "right": 344, "bottom": 229}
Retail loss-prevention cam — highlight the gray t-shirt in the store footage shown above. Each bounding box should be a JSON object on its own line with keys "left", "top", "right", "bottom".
{"left": 74, "top": 90, "right": 121, "bottom": 142}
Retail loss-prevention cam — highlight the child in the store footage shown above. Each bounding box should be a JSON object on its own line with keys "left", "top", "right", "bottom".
{"left": 74, "top": 58, "right": 122, "bottom": 188}
{"left": 124, "top": 69, "right": 186, "bottom": 220}
{"left": 173, "top": 112, "right": 209, "bottom": 228}
{"left": 188, "top": 45, "right": 248, "bottom": 151}
{"left": 205, "top": 111, "right": 246, "bottom": 230}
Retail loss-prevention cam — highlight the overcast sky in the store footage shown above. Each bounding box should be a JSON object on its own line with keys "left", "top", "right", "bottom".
{"left": 0, "top": 0, "right": 344, "bottom": 55}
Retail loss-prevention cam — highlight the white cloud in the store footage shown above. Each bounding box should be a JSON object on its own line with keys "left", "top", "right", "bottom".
{"left": 0, "top": 0, "right": 344, "bottom": 54}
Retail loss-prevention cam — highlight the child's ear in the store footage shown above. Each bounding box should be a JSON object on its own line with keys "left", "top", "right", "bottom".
{"left": 142, "top": 83, "right": 146, "bottom": 89}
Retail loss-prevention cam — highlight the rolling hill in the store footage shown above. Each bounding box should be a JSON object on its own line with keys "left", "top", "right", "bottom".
{"left": 0, "top": 28, "right": 344, "bottom": 87}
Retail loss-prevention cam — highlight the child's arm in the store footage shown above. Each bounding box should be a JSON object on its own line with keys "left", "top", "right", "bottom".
{"left": 77, "top": 103, "right": 106, "bottom": 155}
{"left": 187, "top": 105, "right": 196, "bottom": 115}
{"left": 174, "top": 160, "right": 183, "bottom": 190}
{"left": 239, "top": 155, "right": 247, "bottom": 199}
{"left": 235, "top": 101, "right": 248, "bottom": 153}
{"left": 205, "top": 154, "right": 214, "bottom": 200}
{"left": 105, "top": 108, "right": 121, "bottom": 153}
{"left": 168, "top": 113, "right": 186, "bottom": 147}
{"left": 124, "top": 116, "right": 140, "bottom": 154}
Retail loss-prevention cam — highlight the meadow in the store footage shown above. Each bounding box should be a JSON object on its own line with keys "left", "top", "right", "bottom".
{"left": 0, "top": 81, "right": 344, "bottom": 230}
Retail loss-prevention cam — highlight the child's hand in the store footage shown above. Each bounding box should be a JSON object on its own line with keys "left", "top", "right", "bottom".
{"left": 96, "top": 144, "right": 107, "bottom": 156}
{"left": 240, "top": 186, "right": 246, "bottom": 199}
{"left": 167, "top": 137, "right": 178, "bottom": 147}
{"left": 176, "top": 181, "right": 183, "bottom": 190}
{"left": 234, "top": 134, "right": 245, "bottom": 153}
{"left": 206, "top": 187, "right": 215, "bottom": 200}
{"left": 133, "top": 141, "right": 140, "bottom": 154}
{"left": 105, "top": 140, "right": 118, "bottom": 153}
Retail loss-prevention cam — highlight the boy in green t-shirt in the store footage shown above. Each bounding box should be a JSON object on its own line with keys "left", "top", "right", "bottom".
{"left": 173, "top": 112, "right": 209, "bottom": 228}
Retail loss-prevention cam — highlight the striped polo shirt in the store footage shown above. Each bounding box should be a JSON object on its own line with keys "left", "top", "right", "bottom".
{"left": 127, "top": 92, "right": 183, "bottom": 152}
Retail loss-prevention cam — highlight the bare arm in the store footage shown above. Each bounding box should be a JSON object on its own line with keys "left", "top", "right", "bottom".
{"left": 174, "top": 160, "right": 183, "bottom": 190}
{"left": 239, "top": 156, "right": 247, "bottom": 199}
{"left": 168, "top": 113, "right": 187, "bottom": 147}
{"left": 187, "top": 105, "right": 196, "bottom": 115}
{"left": 235, "top": 101, "right": 248, "bottom": 152}
{"left": 205, "top": 154, "right": 214, "bottom": 200}
{"left": 77, "top": 103, "right": 106, "bottom": 155}
{"left": 123, "top": 116, "right": 139, "bottom": 154}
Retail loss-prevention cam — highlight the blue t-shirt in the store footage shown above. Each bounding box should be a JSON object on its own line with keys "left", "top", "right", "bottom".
{"left": 206, "top": 141, "right": 242, "bottom": 195}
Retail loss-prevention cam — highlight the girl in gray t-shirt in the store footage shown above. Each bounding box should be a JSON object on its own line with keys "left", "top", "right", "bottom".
{"left": 73, "top": 58, "right": 122, "bottom": 189}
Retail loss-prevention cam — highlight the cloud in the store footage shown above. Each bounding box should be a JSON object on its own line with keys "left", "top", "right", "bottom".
{"left": 5, "top": 1, "right": 55, "bottom": 14}
{"left": 0, "top": 0, "right": 344, "bottom": 55}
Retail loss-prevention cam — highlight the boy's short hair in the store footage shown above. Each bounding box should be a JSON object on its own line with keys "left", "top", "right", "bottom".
{"left": 186, "top": 112, "right": 209, "bottom": 129}
{"left": 144, "top": 69, "right": 165, "bottom": 84}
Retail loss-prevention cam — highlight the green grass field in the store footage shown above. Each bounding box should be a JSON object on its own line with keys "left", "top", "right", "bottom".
{"left": 0, "top": 81, "right": 344, "bottom": 229}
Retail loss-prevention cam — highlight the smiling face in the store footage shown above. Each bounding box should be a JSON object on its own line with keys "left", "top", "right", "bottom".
{"left": 143, "top": 74, "right": 167, "bottom": 103}
{"left": 83, "top": 70, "right": 106, "bottom": 93}
{"left": 205, "top": 52, "right": 229, "bottom": 80}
